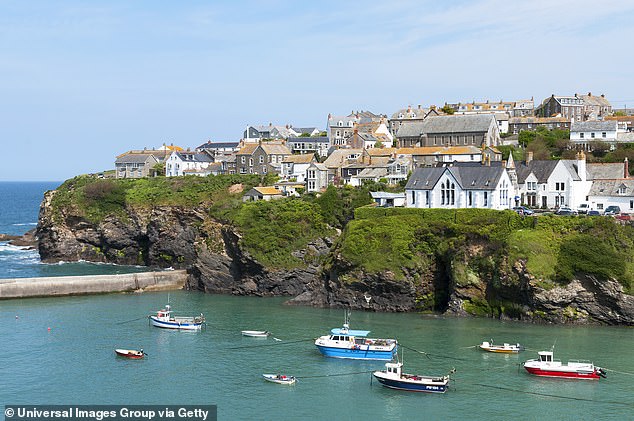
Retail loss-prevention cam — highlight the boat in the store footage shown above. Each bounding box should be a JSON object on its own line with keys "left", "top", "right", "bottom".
{"left": 262, "top": 374, "right": 296, "bottom": 385}
{"left": 523, "top": 350, "right": 606, "bottom": 380}
{"left": 241, "top": 330, "right": 270, "bottom": 338}
{"left": 148, "top": 303, "right": 205, "bottom": 330}
{"left": 479, "top": 340, "right": 524, "bottom": 353}
{"left": 314, "top": 311, "right": 397, "bottom": 360}
{"left": 373, "top": 362, "right": 451, "bottom": 393}
{"left": 115, "top": 349, "right": 145, "bottom": 359}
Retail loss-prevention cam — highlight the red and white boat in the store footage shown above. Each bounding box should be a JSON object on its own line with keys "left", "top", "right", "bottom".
{"left": 523, "top": 351, "right": 606, "bottom": 380}
{"left": 115, "top": 349, "right": 145, "bottom": 359}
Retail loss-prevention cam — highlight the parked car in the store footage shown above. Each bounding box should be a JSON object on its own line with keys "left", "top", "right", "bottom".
{"left": 555, "top": 207, "right": 577, "bottom": 216}
{"left": 615, "top": 213, "right": 631, "bottom": 221}
{"left": 604, "top": 205, "right": 621, "bottom": 216}
{"left": 587, "top": 210, "right": 601, "bottom": 216}
{"left": 577, "top": 203, "right": 591, "bottom": 214}
{"left": 513, "top": 206, "right": 534, "bottom": 215}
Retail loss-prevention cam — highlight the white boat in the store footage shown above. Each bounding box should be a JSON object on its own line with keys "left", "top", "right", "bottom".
{"left": 148, "top": 304, "right": 205, "bottom": 330}
{"left": 523, "top": 350, "right": 606, "bottom": 380}
{"left": 241, "top": 330, "right": 270, "bottom": 338}
{"left": 479, "top": 340, "right": 524, "bottom": 354}
{"left": 262, "top": 374, "right": 296, "bottom": 385}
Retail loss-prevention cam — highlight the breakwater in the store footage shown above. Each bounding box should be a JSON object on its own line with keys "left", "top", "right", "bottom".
{"left": 0, "top": 270, "right": 187, "bottom": 299}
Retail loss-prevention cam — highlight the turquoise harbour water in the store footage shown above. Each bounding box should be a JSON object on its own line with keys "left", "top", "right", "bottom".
{"left": 1, "top": 291, "right": 633, "bottom": 420}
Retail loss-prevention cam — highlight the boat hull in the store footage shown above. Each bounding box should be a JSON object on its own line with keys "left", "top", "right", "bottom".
{"left": 262, "top": 374, "right": 296, "bottom": 385}
{"left": 316, "top": 344, "right": 396, "bottom": 361}
{"left": 115, "top": 349, "right": 144, "bottom": 359}
{"left": 373, "top": 373, "right": 448, "bottom": 393}
{"left": 524, "top": 366, "right": 600, "bottom": 380}
{"left": 149, "top": 316, "right": 203, "bottom": 331}
{"left": 242, "top": 330, "right": 269, "bottom": 338}
{"left": 480, "top": 346, "right": 521, "bottom": 354}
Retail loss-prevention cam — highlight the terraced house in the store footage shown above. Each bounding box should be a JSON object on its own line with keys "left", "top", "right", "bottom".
{"left": 396, "top": 114, "right": 500, "bottom": 148}
{"left": 235, "top": 142, "right": 291, "bottom": 175}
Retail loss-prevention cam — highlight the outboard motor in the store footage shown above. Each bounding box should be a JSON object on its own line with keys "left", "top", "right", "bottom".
{"left": 598, "top": 368, "right": 607, "bottom": 378}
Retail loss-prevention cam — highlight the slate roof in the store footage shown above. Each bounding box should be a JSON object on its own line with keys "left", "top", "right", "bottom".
{"left": 579, "top": 94, "right": 611, "bottom": 108}
{"left": 390, "top": 107, "right": 428, "bottom": 119}
{"left": 396, "top": 121, "right": 426, "bottom": 138}
{"left": 588, "top": 179, "right": 634, "bottom": 197}
{"left": 174, "top": 152, "right": 214, "bottom": 163}
{"left": 570, "top": 121, "right": 617, "bottom": 132}
{"left": 354, "top": 167, "right": 388, "bottom": 178}
{"left": 287, "top": 136, "right": 330, "bottom": 143}
{"left": 617, "top": 132, "right": 634, "bottom": 142}
{"left": 396, "top": 146, "right": 482, "bottom": 156}
{"left": 236, "top": 144, "right": 259, "bottom": 155}
{"left": 292, "top": 127, "right": 318, "bottom": 135}
{"left": 370, "top": 192, "right": 406, "bottom": 199}
{"left": 322, "top": 149, "right": 363, "bottom": 168}
{"left": 516, "top": 160, "right": 559, "bottom": 184}
{"left": 115, "top": 153, "right": 158, "bottom": 164}
{"left": 586, "top": 163, "right": 626, "bottom": 180}
{"left": 260, "top": 143, "right": 291, "bottom": 155}
{"left": 197, "top": 141, "right": 239, "bottom": 150}
{"left": 561, "top": 160, "right": 582, "bottom": 181}
{"left": 421, "top": 114, "right": 496, "bottom": 133}
{"left": 405, "top": 164, "right": 504, "bottom": 191}
{"left": 308, "top": 162, "right": 328, "bottom": 171}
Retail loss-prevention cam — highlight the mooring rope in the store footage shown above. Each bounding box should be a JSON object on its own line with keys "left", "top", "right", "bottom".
{"left": 603, "top": 367, "right": 634, "bottom": 376}
{"left": 227, "top": 338, "right": 314, "bottom": 350}
{"left": 400, "top": 343, "right": 469, "bottom": 362}
{"left": 116, "top": 316, "right": 149, "bottom": 325}
{"left": 469, "top": 382, "right": 634, "bottom": 407}
{"left": 296, "top": 370, "right": 375, "bottom": 380}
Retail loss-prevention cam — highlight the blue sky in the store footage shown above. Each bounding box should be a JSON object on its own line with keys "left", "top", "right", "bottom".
{"left": 2, "top": 0, "right": 634, "bottom": 181}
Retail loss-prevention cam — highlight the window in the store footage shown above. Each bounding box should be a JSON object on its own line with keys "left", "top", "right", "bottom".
{"left": 259, "top": 156, "right": 264, "bottom": 164}
{"left": 499, "top": 180, "right": 508, "bottom": 206}
{"left": 555, "top": 182, "right": 565, "bottom": 191}
{"left": 425, "top": 191, "right": 429, "bottom": 206}
{"left": 630, "top": 200, "right": 633, "bottom": 209}
{"left": 591, "top": 132, "right": 595, "bottom": 138}
{"left": 468, "top": 191, "right": 473, "bottom": 206}
{"left": 411, "top": 191, "right": 416, "bottom": 205}
{"left": 249, "top": 158, "right": 253, "bottom": 166}
{"left": 484, "top": 192, "right": 488, "bottom": 206}
{"left": 602, "top": 132, "right": 607, "bottom": 138}
{"left": 241, "top": 156, "right": 245, "bottom": 164}
{"left": 618, "top": 185, "right": 627, "bottom": 195}
{"left": 580, "top": 133, "right": 585, "bottom": 139}
{"left": 441, "top": 180, "right": 455, "bottom": 205}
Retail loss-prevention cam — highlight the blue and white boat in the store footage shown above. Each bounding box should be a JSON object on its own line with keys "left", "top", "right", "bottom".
{"left": 148, "top": 303, "right": 205, "bottom": 331}
{"left": 373, "top": 362, "right": 451, "bottom": 393}
{"left": 314, "top": 311, "right": 397, "bottom": 360}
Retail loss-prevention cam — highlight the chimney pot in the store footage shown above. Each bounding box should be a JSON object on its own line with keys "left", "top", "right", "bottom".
{"left": 625, "top": 157, "right": 629, "bottom": 178}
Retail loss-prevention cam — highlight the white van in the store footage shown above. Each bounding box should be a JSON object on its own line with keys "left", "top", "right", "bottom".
{"left": 577, "top": 203, "right": 591, "bottom": 214}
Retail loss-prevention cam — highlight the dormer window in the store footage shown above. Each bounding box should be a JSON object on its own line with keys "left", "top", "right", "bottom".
{"left": 338, "top": 121, "right": 343, "bottom": 126}
{"left": 399, "top": 113, "right": 404, "bottom": 118}
{"left": 618, "top": 185, "right": 627, "bottom": 195}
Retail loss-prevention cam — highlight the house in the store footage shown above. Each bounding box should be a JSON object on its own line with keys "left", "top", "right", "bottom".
{"left": 509, "top": 117, "right": 571, "bottom": 134}
{"left": 183, "top": 162, "right": 223, "bottom": 177}
{"left": 536, "top": 94, "right": 584, "bottom": 120}
{"left": 585, "top": 159, "right": 631, "bottom": 212}
{"left": 274, "top": 181, "right": 306, "bottom": 197}
{"left": 305, "top": 162, "right": 329, "bottom": 193}
{"left": 405, "top": 162, "right": 515, "bottom": 210}
{"left": 196, "top": 141, "right": 240, "bottom": 157}
{"left": 388, "top": 104, "right": 430, "bottom": 137}
{"left": 514, "top": 152, "right": 590, "bottom": 209}
{"left": 349, "top": 167, "right": 389, "bottom": 187}
{"left": 292, "top": 127, "right": 321, "bottom": 137}
{"left": 447, "top": 100, "right": 515, "bottom": 114}
{"left": 396, "top": 114, "right": 500, "bottom": 148}
{"left": 395, "top": 146, "right": 500, "bottom": 168}
{"left": 242, "top": 186, "right": 284, "bottom": 202}
{"left": 243, "top": 124, "right": 297, "bottom": 142}
{"left": 322, "top": 148, "right": 363, "bottom": 184}
{"left": 385, "top": 156, "right": 412, "bottom": 185}
{"left": 605, "top": 115, "right": 634, "bottom": 132}
{"left": 327, "top": 114, "right": 360, "bottom": 147}
{"left": 578, "top": 92, "right": 612, "bottom": 120}
{"left": 569, "top": 120, "right": 618, "bottom": 150}
{"left": 280, "top": 154, "right": 315, "bottom": 183}
{"left": 286, "top": 136, "right": 330, "bottom": 157}
{"left": 165, "top": 150, "right": 214, "bottom": 177}
{"left": 235, "top": 142, "right": 291, "bottom": 175}
{"left": 115, "top": 151, "right": 160, "bottom": 179}
{"left": 370, "top": 191, "right": 406, "bottom": 207}
{"left": 351, "top": 120, "right": 394, "bottom": 147}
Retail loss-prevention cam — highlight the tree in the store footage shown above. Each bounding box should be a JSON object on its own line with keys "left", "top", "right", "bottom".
{"left": 441, "top": 105, "right": 455, "bottom": 115}
{"left": 589, "top": 141, "right": 610, "bottom": 157}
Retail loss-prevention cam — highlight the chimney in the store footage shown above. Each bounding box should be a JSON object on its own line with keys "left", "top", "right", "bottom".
{"left": 588, "top": 92, "right": 592, "bottom": 97}
{"left": 417, "top": 104, "right": 421, "bottom": 109}
{"left": 601, "top": 94, "right": 605, "bottom": 98}
{"left": 486, "top": 155, "right": 491, "bottom": 166}
{"left": 577, "top": 150, "right": 586, "bottom": 182}
{"left": 527, "top": 151, "right": 533, "bottom": 164}
{"left": 269, "top": 122, "right": 272, "bottom": 127}
{"left": 501, "top": 160, "right": 507, "bottom": 168}
{"left": 625, "top": 157, "right": 629, "bottom": 179}
{"left": 407, "top": 105, "right": 412, "bottom": 112}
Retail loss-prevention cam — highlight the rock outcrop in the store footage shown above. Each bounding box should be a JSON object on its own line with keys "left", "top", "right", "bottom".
{"left": 35, "top": 190, "right": 634, "bottom": 325}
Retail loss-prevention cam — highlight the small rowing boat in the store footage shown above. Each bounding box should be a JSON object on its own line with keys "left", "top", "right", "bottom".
{"left": 479, "top": 340, "right": 523, "bottom": 354}
{"left": 262, "top": 374, "right": 296, "bottom": 385}
{"left": 241, "top": 330, "right": 270, "bottom": 338}
{"left": 115, "top": 349, "right": 145, "bottom": 359}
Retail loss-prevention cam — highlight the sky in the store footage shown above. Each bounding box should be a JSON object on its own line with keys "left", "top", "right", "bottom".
{"left": 2, "top": 0, "right": 634, "bottom": 181}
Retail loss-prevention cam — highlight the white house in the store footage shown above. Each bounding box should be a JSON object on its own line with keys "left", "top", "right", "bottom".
{"left": 165, "top": 151, "right": 214, "bottom": 177}
{"left": 280, "top": 154, "right": 315, "bottom": 183}
{"left": 405, "top": 163, "right": 514, "bottom": 210}
{"left": 587, "top": 179, "right": 634, "bottom": 213}
{"left": 305, "top": 162, "right": 329, "bottom": 193}
{"left": 569, "top": 120, "right": 618, "bottom": 150}
{"left": 370, "top": 192, "right": 406, "bottom": 207}
{"left": 515, "top": 152, "right": 590, "bottom": 209}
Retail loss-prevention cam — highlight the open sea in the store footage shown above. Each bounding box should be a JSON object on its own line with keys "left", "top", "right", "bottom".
{"left": 1, "top": 182, "right": 634, "bottom": 420}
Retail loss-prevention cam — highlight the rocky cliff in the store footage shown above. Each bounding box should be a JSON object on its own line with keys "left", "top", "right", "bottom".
{"left": 35, "top": 187, "right": 634, "bottom": 325}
